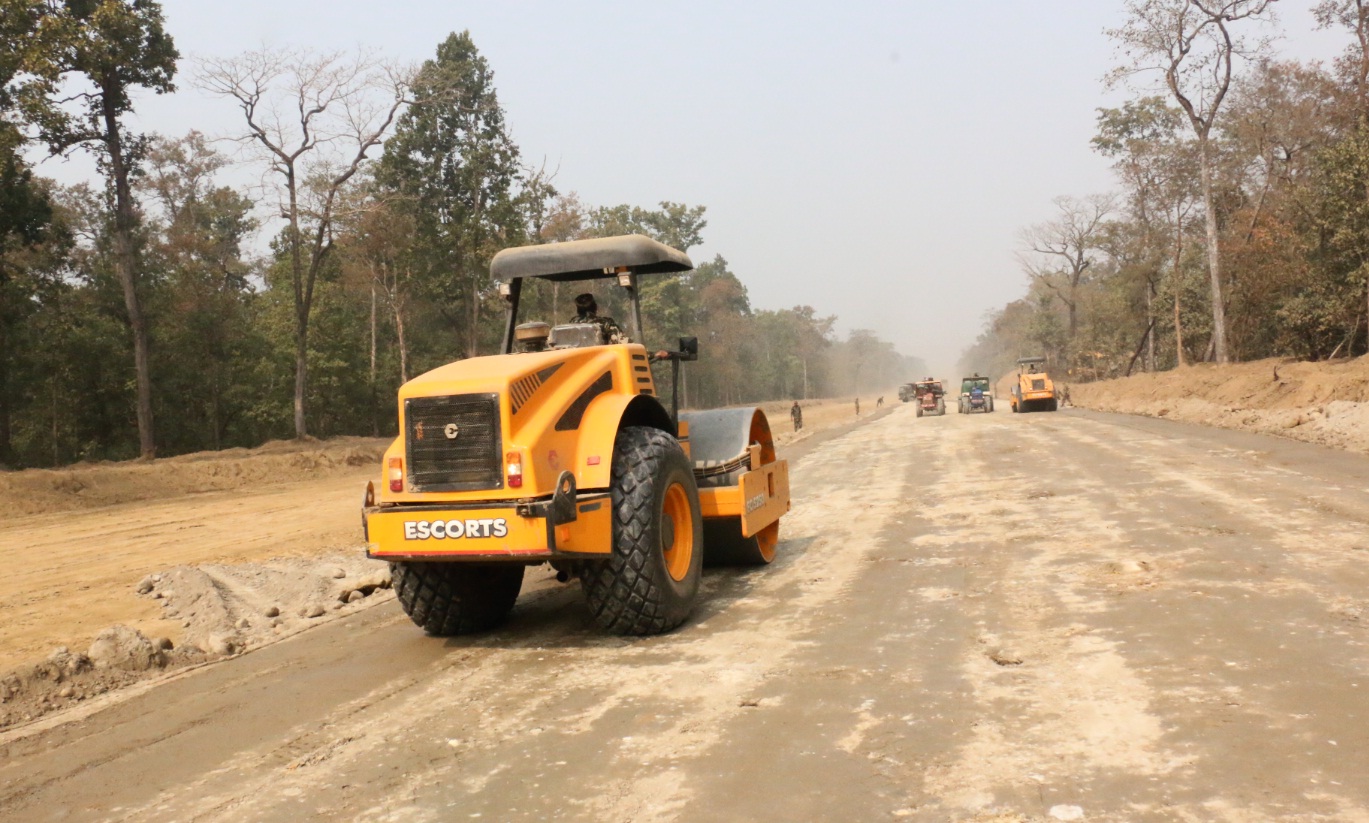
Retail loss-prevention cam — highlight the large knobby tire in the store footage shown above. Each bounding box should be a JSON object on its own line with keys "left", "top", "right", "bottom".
{"left": 704, "top": 518, "right": 778, "bottom": 566}
{"left": 391, "top": 561, "right": 524, "bottom": 636}
{"left": 580, "top": 426, "right": 703, "bottom": 635}
{"left": 986, "top": 396, "right": 994, "bottom": 413}
{"left": 935, "top": 398, "right": 946, "bottom": 415}
{"left": 916, "top": 404, "right": 923, "bottom": 417}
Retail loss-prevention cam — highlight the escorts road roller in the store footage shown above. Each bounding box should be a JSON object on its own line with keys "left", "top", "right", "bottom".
{"left": 361, "top": 235, "right": 790, "bottom": 636}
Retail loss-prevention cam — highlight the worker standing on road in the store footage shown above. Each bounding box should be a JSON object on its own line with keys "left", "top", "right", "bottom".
{"left": 854, "top": 398, "right": 860, "bottom": 416}
{"left": 790, "top": 401, "right": 803, "bottom": 432}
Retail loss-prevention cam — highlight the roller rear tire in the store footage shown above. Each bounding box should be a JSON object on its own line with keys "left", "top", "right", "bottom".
{"left": 580, "top": 426, "right": 703, "bottom": 635}
{"left": 704, "top": 518, "right": 778, "bottom": 566}
{"left": 392, "top": 562, "right": 524, "bottom": 636}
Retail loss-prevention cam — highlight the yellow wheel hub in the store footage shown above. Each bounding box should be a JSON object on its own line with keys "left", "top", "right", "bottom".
{"left": 661, "top": 482, "right": 695, "bottom": 582}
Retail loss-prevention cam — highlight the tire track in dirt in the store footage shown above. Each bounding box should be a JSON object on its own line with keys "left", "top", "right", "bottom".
{"left": 8, "top": 408, "right": 1369, "bottom": 820}
{"left": 951, "top": 412, "right": 1369, "bottom": 818}
{"left": 879, "top": 413, "right": 1179, "bottom": 818}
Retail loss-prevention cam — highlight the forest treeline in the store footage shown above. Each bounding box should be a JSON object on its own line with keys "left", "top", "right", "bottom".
{"left": 960, "top": 1, "right": 1369, "bottom": 382}
{"left": 0, "top": 3, "right": 919, "bottom": 469}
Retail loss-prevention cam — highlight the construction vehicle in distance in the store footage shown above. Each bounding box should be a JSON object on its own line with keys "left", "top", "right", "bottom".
{"left": 1009, "top": 356, "right": 1058, "bottom": 413}
{"left": 361, "top": 235, "right": 790, "bottom": 637}
{"left": 957, "top": 374, "right": 994, "bottom": 414}
{"left": 913, "top": 378, "right": 946, "bottom": 417}
{"left": 898, "top": 383, "right": 916, "bottom": 403}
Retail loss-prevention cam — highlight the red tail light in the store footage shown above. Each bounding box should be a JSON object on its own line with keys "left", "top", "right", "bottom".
{"left": 388, "top": 457, "right": 404, "bottom": 493}
{"left": 506, "top": 451, "right": 523, "bottom": 489}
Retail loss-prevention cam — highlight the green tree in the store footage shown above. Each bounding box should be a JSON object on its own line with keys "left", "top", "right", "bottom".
{"left": 378, "top": 31, "right": 523, "bottom": 359}
{"left": 9, "top": 0, "right": 178, "bottom": 457}
{"left": 0, "top": 131, "right": 59, "bottom": 466}
{"left": 1109, "top": 0, "right": 1277, "bottom": 364}
{"left": 139, "top": 132, "right": 261, "bottom": 451}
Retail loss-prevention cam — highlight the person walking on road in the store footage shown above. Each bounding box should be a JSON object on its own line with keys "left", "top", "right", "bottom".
{"left": 854, "top": 398, "right": 860, "bottom": 416}
{"left": 790, "top": 401, "right": 803, "bottom": 432}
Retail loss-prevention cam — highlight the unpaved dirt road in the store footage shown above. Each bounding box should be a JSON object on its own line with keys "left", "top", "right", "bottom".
{"left": 5, "top": 405, "right": 1369, "bottom": 821}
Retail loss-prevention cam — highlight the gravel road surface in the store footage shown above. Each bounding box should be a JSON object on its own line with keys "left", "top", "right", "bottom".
{"left": 4, "top": 405, "right": 1369, "bottom": 821}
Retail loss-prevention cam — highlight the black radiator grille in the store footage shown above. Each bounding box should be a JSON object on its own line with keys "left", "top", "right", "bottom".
{"left": 405, "top": 393, "right": 502, "bottom": 492}
{"left": 1031, "top": 379, "right": 1046, "bottom": 391}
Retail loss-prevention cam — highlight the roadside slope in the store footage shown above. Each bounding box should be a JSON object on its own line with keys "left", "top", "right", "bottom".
{"left": 1069, "top": 355, "right": 1369, "bottom": 455}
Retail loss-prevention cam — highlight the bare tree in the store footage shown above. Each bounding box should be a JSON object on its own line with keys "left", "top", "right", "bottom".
{"left": 1095, "top": 98, "right": 1203, "bottom": 367}
{"left": 197, "top": 48, "right": 410, "bottom": 438}
{"left": 1109, "top": 0, "right": 1278, "bottom": 364}
{"left": 1018, "top": 194, "right": 1114, "bottom": 363}
{"left": 1316, "top": 1, "right": 1369, "bottom": 113}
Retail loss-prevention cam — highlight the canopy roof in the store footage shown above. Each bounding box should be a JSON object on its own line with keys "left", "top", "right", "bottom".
{"left": 490, "top": 234, "right": 693, "bottom": 282}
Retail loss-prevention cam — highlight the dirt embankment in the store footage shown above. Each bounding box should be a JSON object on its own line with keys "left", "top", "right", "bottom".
{"left": 1068, "top": 355, "right": 1369, "bottom": 454}
{"left": 0, "top": 436, "right": 388, "bottom": 517}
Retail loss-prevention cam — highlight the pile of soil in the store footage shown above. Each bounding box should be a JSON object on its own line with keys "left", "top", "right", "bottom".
{"left": 0, "top": 553, "right": 392, "bottom": 731}
{"left": 0, "top": 436, "right": 388, "bottom": 517}
{"left": 1068, "top": 356, "right": 1369, "bottom": 454}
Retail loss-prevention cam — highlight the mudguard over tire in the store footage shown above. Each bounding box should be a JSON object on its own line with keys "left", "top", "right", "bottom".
{"left": 391, "top": 561, "right": 524, "bottom": 635}
{"left": 580, "top": 426, "right": 703, "bottom": 635}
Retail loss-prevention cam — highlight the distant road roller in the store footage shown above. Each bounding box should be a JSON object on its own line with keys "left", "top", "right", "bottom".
{"left": 362, "top": 235, "right": 790, "bottom": 636}
{"left": 1010, "top": 356, "right": 1058, "bottom": 412}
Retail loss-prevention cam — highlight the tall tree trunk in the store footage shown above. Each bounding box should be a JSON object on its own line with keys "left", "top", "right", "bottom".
{"left": 1145, "top": 278, "right": 1156, "bottom": 372}
{"left": 394, "top": 293, "right": 410, "bottom": 384}
{"left": 0, "top": 305, "right": 13, "bottom": 467}
{"left": 467, "top": 270, "right": 480, "bottom": 358}
{"left": 103, "top": 85, "right": 156, "bottom": 458}
{"left": 50, "top": 377, "right": 59, "bottom": 467}
{"left": 211, "top": 375, "right": 221, "bottom": 451}
{"left": 293, "top": 314, "right": 309, "bottom": 439}
{"left": 286, "top": 165, "right": 310, "bottom": 439}
{"left": 1198, "top": 143, "right": 1230, "bottom": 364}
{"left": 369, "top": 275, "right": 379, "bottom": 437}
{"left": 1172, "top": 204, "right": 1187, "bottom": 368}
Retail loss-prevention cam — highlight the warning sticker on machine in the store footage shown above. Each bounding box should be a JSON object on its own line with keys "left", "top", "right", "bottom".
{"left": 403, "top": 519, "right": 509, "bottom": 540}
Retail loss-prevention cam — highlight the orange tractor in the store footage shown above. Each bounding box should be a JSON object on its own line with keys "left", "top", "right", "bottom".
{"left": 913, "top": 378, "right": 946, "bottom": 417}
{"left": 361, "top": 235, "right": 790, "bottom": 636}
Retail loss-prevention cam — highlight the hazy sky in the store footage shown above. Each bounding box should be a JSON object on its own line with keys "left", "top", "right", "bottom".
{"left": 33, "top": 1, "right": 1350, "bottom": 374}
